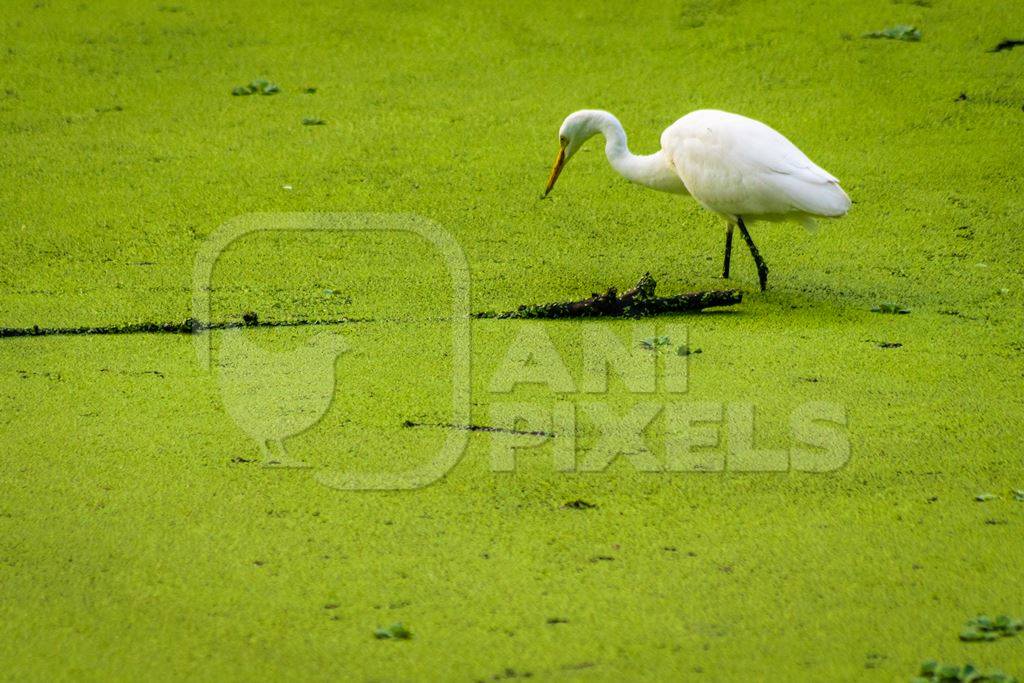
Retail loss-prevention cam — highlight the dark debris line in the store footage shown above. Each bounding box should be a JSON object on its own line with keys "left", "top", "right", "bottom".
{"left": 0, "top": 315, "right": 358, "bottom": 339}
{"left": 1, "top": 274, "right": 741, "bottom": 339}
{"left": 990, "top": 39, "right": 1024, "bottom": 52}
{"left": 401, "top": 420, "right": 555, "bottom": 438}
{"left": 473, "top": 273, "right": 742, "bottom": 319}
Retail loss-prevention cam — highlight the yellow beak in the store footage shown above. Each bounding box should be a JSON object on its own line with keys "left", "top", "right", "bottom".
{"left": 543, "top": 144, "right": 567, "bottom": 196}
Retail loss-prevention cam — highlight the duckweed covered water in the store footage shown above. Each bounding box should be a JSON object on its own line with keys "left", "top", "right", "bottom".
{"left": 1, "top": 0, "right": 1023, "bottom": 680}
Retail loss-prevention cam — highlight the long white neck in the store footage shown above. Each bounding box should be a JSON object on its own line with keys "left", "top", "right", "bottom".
{"left": 584, "top": 111, "right": 681, "bottom": 193}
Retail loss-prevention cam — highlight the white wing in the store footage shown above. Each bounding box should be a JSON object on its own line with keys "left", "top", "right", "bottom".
{"left": 662, "top": 110, "right": 850, "bottom": 221}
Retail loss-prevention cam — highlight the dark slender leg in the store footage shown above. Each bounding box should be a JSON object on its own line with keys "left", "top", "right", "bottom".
{"left": 721, "top": 223, "right": 734, "bottom": 279}
{"left": 736, "top": 216, "right": 769, "bottom": 292}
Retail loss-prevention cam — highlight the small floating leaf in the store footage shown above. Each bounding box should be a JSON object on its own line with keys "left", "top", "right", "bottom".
{"left": 232, "top": 79, "right": 281, "bottom": 96}
{"left": 302, "top": 117, "right": 327, "bottom": 126}
{"left": 864, "top": 25, "right": 921, "bottom": 41}
{"left": 975, "top": 493, "right": 997, "bottom": 502}
{"left": 872, "top": 302, "right": 911, "bottom": 314}
{"left": 640, "top": 336, "right": 671, "bottom": 350}
{"left": 961, "top": 614, "right": 1024, "bottom": 642}
{"left": 373, "top": 622, "right": 411, "bottom": 640}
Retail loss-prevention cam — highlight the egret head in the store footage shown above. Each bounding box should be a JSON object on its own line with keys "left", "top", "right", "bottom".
{"left": 544, "top": 110, "right": 602, "bottom": 196}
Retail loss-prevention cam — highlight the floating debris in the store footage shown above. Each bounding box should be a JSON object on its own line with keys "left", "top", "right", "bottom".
{"left": 474, "top": 273, "right": 741, "bottom": 319}
{"left": 562, "top": 499, "right": 597, "bottom": 510}
{"left": 990, "top": 39, "right": 1024, "bottom": 52}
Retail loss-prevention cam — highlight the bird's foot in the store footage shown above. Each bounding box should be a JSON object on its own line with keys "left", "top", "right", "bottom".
{"left": 756, "top": 265, "right": 769, "bottom": 292}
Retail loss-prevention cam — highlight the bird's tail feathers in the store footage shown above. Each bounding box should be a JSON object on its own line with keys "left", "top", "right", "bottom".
{"left": 783, "top": 177, "right": 851, "bottom": 218}
{"left": 813, "top": 182, "right": 851, "bottom": 218}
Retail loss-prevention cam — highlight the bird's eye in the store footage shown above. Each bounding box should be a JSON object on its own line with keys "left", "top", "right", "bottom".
{"left": 559, "top": 136, "right": 568, "bottom": 145}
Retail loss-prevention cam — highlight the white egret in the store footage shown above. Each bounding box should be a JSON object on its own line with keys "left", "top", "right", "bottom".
{"left": 544, "top": 109, "right": 851, "bottom": 291}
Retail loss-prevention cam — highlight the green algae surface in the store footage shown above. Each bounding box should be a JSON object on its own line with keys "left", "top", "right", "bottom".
{"left": 2, "top": 0, "right": 1024, "bottom": 680}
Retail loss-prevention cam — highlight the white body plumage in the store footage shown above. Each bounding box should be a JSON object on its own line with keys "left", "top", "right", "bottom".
{"left": 543, "top": 109, "right": 851, "bottom": 289}
{"left": 662, "top": 110, "right": 850, "bottom": 228}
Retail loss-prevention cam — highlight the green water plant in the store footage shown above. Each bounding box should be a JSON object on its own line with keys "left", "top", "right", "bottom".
{"left": 231, "top": 78, "right": 281, "bottom": 96}
{"left": 373, "top": 623, "right": 412, "bottom": 640}
{"left": 640, "top": 335, "right": 671, "bottom": 350}
{"left": 872, "top": 302, "right": 911, "bottom": 314}
{"left": 914, "top": 660, "right": 1017, "bottom": 682}
{"left": 865, "top": 25, "right": 921, "bottom": 41}
{"left": 960, "top": 615, "right": 1024, "bottom": 642}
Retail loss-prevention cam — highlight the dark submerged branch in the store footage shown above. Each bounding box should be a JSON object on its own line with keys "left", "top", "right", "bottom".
{"left": 474, "top": 273, "right": 741, "bottom": 319}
